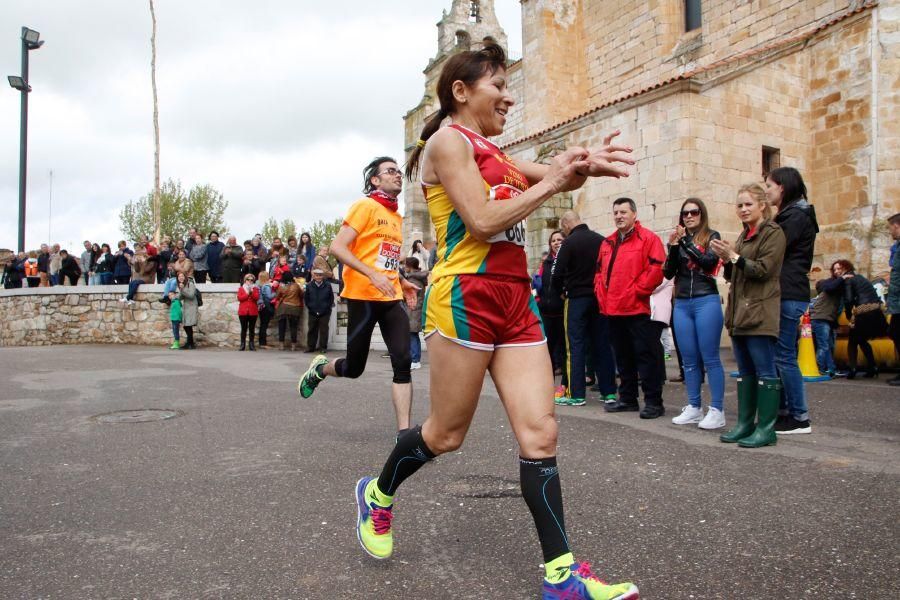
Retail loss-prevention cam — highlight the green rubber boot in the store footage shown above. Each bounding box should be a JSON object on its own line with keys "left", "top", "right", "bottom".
{"left": 720, "top": 376, "right": 758, "bottom": 443}
{"left": 738, "top": 377, "right": 781, "bottom": 448}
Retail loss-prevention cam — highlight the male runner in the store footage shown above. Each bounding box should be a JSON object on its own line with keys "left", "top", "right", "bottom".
{"left": 298, "top": 157, "right": 415, "bottom": 434}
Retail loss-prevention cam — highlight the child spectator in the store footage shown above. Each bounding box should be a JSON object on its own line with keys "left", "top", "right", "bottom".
{"left": 403, "top": 257, "right": 429, "bottom": 369}
{"left": 169, "top": 288, "right": 183, "bottom": 349}
{"left": 257, "top": 271, "right": 276, "bottom": 348}
{"left": 305, "top": 268, "right": 335, "bottom": 353}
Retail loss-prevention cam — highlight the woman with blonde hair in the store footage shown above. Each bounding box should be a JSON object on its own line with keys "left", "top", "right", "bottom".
{"left": 711, "top": 183, "right": 786, "bottom": 448}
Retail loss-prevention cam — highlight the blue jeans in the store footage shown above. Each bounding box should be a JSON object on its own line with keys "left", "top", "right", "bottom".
{"left": 99, "top": 272, "right": 114, "bottom": 285}
{"left": 171, "top": 320, "right": 181, "bottom": 342}
{"left": 562, "top": 296, "right": 617, "bottom": 398}
{"left": 673, "top": 294, "right": 725, "bottom": 410}
{"left": 410, "top": 332, "right": 422, "bottom": 362}
{"left": 161, "top": 278, "right": 178, "bottom": 299}
{"left": 811, "top": 319, "right": 837, "bottom": 374}
{"left": 126, "top": 279, "right": 145, "bottom": 301}
{"left": 776, "top": 300, "right": 809, "bottom": 420}
{"left": 732, "top": 335, "right": 777, "bottom": 379}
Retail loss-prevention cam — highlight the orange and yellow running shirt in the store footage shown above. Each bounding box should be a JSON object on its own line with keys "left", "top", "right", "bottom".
{"left": 425, "top": 124, "right": 530, "bottom": 282}
{"left": 341, "top": 196, "right": 403, "bottom": 301}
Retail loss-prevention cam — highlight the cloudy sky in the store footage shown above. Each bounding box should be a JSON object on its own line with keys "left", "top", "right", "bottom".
{"left": 0, "top": 1, "right": 522, "bottom": 251}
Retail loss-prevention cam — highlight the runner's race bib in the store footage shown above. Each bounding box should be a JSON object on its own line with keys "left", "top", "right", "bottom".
{"left": 486, "top": 184, "right": 527, "bottom": 246}
{"left": 375, "top": 242, "right": 401, "bottom": 271}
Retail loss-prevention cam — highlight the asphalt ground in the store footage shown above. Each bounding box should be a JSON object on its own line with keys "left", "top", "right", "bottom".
{"left": 0, "top": 345, "right": 897, "bottom": 599}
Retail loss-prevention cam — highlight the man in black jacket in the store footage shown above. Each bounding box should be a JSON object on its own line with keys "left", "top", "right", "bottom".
{"left": 58, "top": 250, "right": 82, "bottom": 286}
{"left": 550, "top": 211, "right": 617, "bottom": 406}
{"left": 305, "top": 269, "right": 335, "bottom": 353}
{"left": 767, "top": 167, "right": 819, "bottom": 435}
{"left": 3, "top": 252, "right": 27, "bottom": 289}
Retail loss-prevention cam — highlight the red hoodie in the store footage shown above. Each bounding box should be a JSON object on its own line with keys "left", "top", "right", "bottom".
{"left": 594, "top": 220, "right": 665, "bottom": 316}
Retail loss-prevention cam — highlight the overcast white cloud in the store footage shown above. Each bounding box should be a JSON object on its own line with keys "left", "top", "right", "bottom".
{"left": 0, "top": 0, "right": 521, "bottom": 250}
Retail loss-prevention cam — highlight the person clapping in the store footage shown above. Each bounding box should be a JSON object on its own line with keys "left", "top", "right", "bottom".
{"left": 237, "top": 273, "right": 260, "bottom": 351}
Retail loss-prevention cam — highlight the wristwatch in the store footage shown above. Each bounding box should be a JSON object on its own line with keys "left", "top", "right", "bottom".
{"left": 730, "top": 254, "right": 739, "bottom": 264}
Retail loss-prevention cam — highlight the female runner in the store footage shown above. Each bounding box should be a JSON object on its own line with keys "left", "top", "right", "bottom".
{"left": 354, "top": 44, "right": 639, "bottom": 600}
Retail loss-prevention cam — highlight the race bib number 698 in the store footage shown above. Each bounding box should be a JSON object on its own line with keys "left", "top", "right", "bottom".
{"left": 375, "top": 242, "right": 401, "bottom": 271}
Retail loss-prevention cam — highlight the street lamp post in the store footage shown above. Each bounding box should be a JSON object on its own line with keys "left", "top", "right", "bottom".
{"left": 7, "top": 27, "right": 44, "bottom": 253}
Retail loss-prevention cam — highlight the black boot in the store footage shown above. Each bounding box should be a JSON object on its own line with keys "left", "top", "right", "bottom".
{"left": 249, "top": 339, "right": 255, "bottom": 351}
{"left": 846, "top": 368, "right": 857, "bottom": 380}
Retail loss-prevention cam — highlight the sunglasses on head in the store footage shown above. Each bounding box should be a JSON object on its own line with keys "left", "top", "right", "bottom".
{"left": 681, "top": 208, "right": 701, "bottom": 217}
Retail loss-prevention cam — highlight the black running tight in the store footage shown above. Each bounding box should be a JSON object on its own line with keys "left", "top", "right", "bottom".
{"left": 335, "top": 299, "right": 411, "bottom": 384}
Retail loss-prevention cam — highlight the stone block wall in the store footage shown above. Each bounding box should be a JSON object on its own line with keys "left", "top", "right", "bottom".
{"left": 808, "top": 14, "right": 878, "bottom": 271}
{"left": 548, "top": 0, "right": 865, "bottom": 108}
{"left": 876, "top": 2, "right": 900, "bottom": 274}
{"left": 0, "top": 285, "right": 347, "bottom": 350}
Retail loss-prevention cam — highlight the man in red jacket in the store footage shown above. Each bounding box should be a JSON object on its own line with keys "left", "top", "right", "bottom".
{"left": 595, "top": 197, "right": 667, "bottom": 419}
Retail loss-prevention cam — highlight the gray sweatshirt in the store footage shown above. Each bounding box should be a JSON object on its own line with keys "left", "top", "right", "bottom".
{"left": 189, "top": 244, "right": 209, "bottom": 272}
{"left": 81, "top": 250, "right": 93, "bottom": 274}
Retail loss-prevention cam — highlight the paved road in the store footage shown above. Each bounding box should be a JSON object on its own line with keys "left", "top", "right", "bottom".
{"left": 0, "top": 345, "right": 897, "bottom": 599}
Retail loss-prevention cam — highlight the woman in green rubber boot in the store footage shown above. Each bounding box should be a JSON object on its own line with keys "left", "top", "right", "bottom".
{"left": 711, "top": 183, "right": 786, "bottom": 448}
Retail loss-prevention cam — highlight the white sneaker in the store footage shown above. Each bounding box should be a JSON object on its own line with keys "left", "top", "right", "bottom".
{"left": 118, "top": 297, "right": 127, "bottom": 303}
{"left": 672, "top": 405, "right": 703, "bottom": 425}
{"left": 698, "top": 407, "right": 726, "bottom": 430}
{"left": 410, "top": 362, "right": 421, "bottom": 370}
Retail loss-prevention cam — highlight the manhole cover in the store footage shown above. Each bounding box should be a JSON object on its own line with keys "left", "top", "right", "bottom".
{"left": 446, "top": 475, "right": 520, "bottom": 499}
{"left": 91, "top": 409, "right": 184, "bottom": 424}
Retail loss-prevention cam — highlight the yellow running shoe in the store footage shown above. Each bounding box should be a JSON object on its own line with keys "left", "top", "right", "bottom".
{"left": 355, "top": 476, "right": 393, "bottom": 559}
{"left": 541, "top": 562, "right": 639, "bottom": 599}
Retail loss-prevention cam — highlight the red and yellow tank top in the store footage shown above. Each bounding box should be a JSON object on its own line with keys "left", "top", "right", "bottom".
{"left": 425, "top": 124, "right": 530, "bottom": 282}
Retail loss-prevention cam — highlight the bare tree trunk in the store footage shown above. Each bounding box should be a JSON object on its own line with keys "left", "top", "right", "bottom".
{"left": 149, "top": 0, "right": 161, "bottom": 245}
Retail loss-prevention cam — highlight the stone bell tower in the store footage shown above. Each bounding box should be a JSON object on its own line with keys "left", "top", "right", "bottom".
{"left": 402, "top": 0, "right": 508, "bottom": 251}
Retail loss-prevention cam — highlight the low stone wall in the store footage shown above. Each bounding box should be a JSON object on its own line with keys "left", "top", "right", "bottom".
{"left": 0, "top": 284, "right": 346, "bottom": 349}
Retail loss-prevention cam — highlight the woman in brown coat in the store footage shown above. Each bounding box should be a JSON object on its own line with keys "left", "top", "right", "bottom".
{"left": 711, "top": 182, "right": 786, "bottom": 448}
{"left": 275, "top": 271, "right": 304, "bottom": 351}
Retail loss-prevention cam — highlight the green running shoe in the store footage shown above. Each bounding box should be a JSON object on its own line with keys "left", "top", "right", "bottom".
{"left": 554, "top": 396, "right": 586, "bottom": 406}
{"left": 298, "top": 354, "right": 329, "bottom": 398}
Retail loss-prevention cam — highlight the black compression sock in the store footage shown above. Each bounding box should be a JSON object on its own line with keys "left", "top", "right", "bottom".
{"left": 520, "top": 456, "right": 570, "bottom": 563}
{"left": 376, "top": 425, "right": 435, "bottom": 496}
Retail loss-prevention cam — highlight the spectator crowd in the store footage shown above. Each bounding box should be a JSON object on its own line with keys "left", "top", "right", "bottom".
{"left": 2, "top": 168, "right": 898, "bottom": 401}
{"left": 532, "top": 166, "right": 900, "bottom": 450}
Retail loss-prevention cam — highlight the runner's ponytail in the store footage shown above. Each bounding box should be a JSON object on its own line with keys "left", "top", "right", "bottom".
{"left": 404, "top": 43, "right": 507, "bottom": 181}
{"left": 405, "top": 107, "right": 448, "bottom": 180}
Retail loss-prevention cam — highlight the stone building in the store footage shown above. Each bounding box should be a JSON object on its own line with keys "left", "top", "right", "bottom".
{"left": 403, "top": 0, "right": 898, "bottom": 278}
